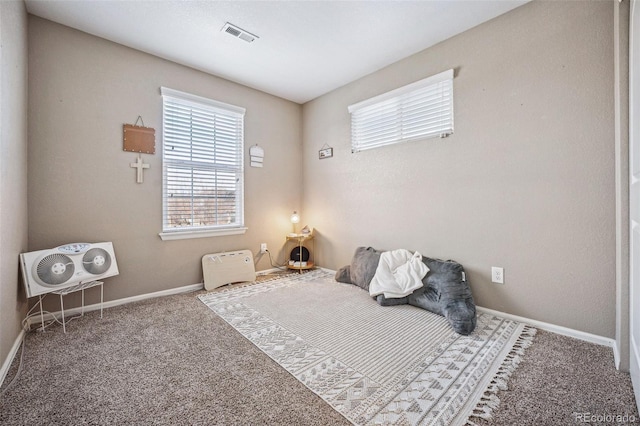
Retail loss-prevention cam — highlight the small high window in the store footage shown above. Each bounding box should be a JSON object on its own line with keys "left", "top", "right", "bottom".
{"left": 348, "top": 69, "right": 454, "bottom": 153}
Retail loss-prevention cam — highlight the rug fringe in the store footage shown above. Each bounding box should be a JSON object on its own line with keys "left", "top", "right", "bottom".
{"left": 465, "top": 325, "right": 537, "bottom": 425}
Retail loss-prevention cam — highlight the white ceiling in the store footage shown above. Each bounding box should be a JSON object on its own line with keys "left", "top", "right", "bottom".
{"left": 24, "top": 0, "right": 529, "bottom": 104}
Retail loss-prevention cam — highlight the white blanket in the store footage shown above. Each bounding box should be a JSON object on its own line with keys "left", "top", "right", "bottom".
{"left": 369, "top": 249, "right": 429, "bottom": 299}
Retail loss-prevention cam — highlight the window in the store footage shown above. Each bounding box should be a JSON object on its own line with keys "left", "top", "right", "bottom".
{"left": 159, "top": 87, "right": 246, "bottom": 240}
{"left": 348, "top": 69, "right": 454, "bottom": 153}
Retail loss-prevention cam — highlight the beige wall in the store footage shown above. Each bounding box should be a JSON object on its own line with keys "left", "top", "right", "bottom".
{"left": 302, "top": 1, "right": 616, "bottom": 338}
{"left": 0, "top": 1, "right": 29, "bottom": 366}
{"left": 28, "top": 17, "right": 302, "bottom": 308}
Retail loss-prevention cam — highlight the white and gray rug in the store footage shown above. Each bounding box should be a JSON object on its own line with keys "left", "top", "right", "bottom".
{"left": 199, "top": 270, "right": 535, "bottom": 426}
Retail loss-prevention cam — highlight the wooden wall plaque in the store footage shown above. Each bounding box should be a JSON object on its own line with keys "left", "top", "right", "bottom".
{"left": 123, "top": 124, "right": 155, "bottom": 154}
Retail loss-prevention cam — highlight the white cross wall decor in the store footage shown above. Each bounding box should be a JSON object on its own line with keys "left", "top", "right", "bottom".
{"left": 130, "top": 154, "right": 150, "bottom": 183}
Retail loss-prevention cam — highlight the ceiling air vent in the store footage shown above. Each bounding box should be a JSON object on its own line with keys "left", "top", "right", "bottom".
{"left": 222, "top": 22, "right": 258, "bottom": 43}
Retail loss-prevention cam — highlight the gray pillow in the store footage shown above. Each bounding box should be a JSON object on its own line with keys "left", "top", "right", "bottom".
{"left": 408, "top": 257, "right": 476, "bottom": 335}
{"left": 348, "top": 246, "right": 382, "bottom": 291}
{"left": 334, "top": 265, "right": 351, "bottom": 284}
{"left": 335, "top": 246, "right": 381, "bottom": 290}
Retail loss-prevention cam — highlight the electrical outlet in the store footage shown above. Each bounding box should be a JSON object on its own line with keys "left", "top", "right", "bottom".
{"left": 491, "top": 267, "right": 504, "bottom": 284}
{"left": 260, "top": 243, "right": 267, "bottom": 254}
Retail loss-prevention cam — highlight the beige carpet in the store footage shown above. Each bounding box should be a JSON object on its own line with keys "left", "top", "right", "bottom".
{"left": 199, "top": 270, "right": 535, "bottom": 425}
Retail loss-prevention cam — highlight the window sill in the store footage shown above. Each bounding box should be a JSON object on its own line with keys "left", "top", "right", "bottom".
{"left": 159, "top": 227, "right": 248, "bottom": 241}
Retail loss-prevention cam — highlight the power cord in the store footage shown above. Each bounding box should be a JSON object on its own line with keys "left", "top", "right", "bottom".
{"left": 0, "top": 309, "right": 39, "bottom": 398}
{"left": 21, "top": 301, "right": 78, "bottom": 332}
{"left": 1, "top": 304, "right": 83, "bottom": 397}
{"left": 265, "top": 249, "right": 287, "bottom": 271}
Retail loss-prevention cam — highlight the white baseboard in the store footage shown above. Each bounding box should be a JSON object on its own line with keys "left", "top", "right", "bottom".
{"left": 477, "top": 306, "right": 617, "bottom": 354}
{"left": 24, "top": 266, "right": 297, "bottom": 328}
{"left": 24, "top": 266, "right": 326, "bottom": 328}
{"left": 0, "top": 329, "right": 25, "bottom": 390}
{"left": 256, "top": 267, "right": 287, "bottom": 275}
{"left": 26, "top": 282, "right": 204, "bottom": 329}
{"left": 26, "top": 266, "right": 303, "bottom": 328}
{"left": 613, "top": 342, "right": 622, "bottom": 370}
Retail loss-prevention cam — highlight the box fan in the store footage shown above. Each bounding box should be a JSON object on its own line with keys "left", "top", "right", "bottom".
{"left": 20, "top": 242, "right": 119, "bottom": 298}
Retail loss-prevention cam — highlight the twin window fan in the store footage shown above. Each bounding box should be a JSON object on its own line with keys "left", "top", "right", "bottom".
{"left": 20, "top": 242, "right": 119, "bottom": 298}
{"left": 19, "top": 242, "right": 119, "bottom": 332}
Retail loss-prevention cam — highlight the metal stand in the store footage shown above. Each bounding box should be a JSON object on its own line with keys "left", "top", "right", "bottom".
{"left": 37, "top": 281, "right": 104, "bottom": 333}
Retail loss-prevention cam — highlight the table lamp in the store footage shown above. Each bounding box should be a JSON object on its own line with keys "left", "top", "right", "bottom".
{"left": 290, "top": 211, "right": 300, "bottom": 235}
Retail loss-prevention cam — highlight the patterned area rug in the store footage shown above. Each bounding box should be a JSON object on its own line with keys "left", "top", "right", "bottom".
{"left": 199, "top": 270, "right": 535, "bottom": 426}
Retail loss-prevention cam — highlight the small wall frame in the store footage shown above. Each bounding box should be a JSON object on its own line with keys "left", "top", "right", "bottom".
{"left": 319, "top": 146, "right": 333, "bottom": 159}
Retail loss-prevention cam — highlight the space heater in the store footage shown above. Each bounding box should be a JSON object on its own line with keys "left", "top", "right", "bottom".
{"left": 202, "top": 249, "right": 256, "bottom": 291}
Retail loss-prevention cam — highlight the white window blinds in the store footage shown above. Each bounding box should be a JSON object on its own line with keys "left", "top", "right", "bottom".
{"left": 348, "top": 69, "right": 454, "bottom": 153}
{"left": 161, "top": 87, "right": 245, "bottom": 235}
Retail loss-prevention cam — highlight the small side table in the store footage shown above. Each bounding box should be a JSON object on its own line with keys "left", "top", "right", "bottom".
{"left": 285, "top": 231, "right": 315, "bottom": 272}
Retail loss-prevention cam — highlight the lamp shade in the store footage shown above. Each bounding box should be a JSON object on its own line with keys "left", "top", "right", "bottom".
{"left": 290, "top": 211, "right": 300, "bottom": 224}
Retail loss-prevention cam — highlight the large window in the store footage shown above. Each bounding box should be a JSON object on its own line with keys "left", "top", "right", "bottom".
{"left": 348, "top": 69, "right": 454, "bottom": 153}
{"left": 159, "top": 87, "right": 246, "bottom": 240}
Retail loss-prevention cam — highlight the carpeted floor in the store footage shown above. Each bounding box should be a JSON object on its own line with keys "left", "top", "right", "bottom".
{"left": 0, "top": 273, "right": 637, "bottom": 425}
{"left": 473, "top": 330, "right": 639, "bottom": 425}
